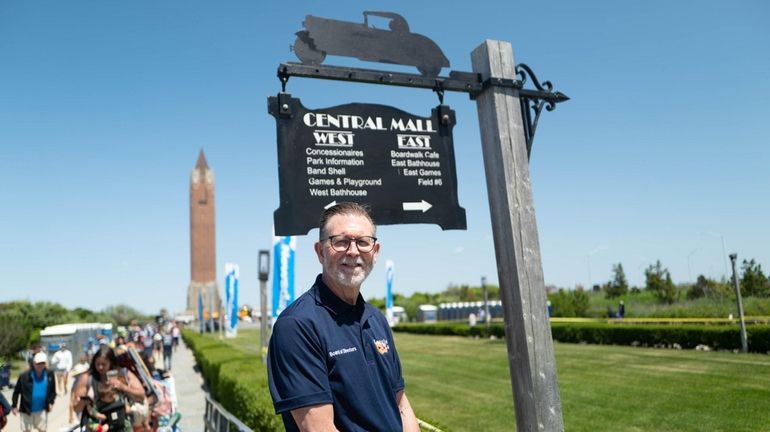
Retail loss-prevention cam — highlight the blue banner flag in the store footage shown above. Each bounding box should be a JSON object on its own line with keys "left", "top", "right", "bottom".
{"left": 272, "top": 236, "right": 296, "bottom": 318}
{"left": 224, "top": 263, "right": 239, "bottom": 338}
{"left": 197, "top": 289, "right": 204, "bottom": 333}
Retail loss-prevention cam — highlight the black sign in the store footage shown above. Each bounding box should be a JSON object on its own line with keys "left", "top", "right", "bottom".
{"left": 269, "top": 93, "right": 466, "bottom": 236}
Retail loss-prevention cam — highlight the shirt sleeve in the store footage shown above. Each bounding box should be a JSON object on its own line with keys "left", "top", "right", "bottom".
{"left": 268, "top": 316, "right": 333, "bottom": 414}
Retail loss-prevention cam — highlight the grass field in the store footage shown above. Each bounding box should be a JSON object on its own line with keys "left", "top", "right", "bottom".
{"left": 219, "top": 329, "right": 770, "bottom": 431}
{"left": 397, "top": 333, "right": 770, "bottom": 431}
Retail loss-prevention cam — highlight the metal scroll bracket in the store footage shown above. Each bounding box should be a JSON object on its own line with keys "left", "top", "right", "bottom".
{"left": 276, "top": 62, "right": 568, "bottom": 158}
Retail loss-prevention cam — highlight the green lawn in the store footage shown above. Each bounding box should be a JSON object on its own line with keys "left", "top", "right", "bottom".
{"left": 396, "top": 333, "right": 770, "bottom": 432}
{"left": 219, "top": 329, "right": 770, "bottom": 431}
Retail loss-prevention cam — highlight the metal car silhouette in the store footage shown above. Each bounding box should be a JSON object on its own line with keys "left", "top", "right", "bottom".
{"left": 293, "top": 11, "right": 449, "bottom": 77}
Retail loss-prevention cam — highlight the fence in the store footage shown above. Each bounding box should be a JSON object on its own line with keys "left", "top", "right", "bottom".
{"left": 204, "top": 394, "right": 254, "bottom": 432}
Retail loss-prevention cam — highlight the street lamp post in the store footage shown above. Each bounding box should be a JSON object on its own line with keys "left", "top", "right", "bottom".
{"left": 258, "top": 250, "right": 271, "bottom": 363}
{"left": 729, "top": 253, "right": 748, "bottom": 353}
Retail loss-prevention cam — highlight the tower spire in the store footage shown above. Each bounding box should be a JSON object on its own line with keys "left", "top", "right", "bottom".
{"left": 195, "top": 149, "right": 209, "bottom": 170}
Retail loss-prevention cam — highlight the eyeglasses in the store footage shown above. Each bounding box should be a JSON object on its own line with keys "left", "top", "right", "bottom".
{"left": 322, "top": 235, "right": 378, "bottom": 253}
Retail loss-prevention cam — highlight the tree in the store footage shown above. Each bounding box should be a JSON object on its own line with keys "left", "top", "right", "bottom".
{"left": 571, "top": 288, "right": 590, "bottom": 317}
{"left": 740, "top": 259, "right": 770, "bottom": 297}
{"left": 103, "top": 304, "right": 147, "bottom": 325}
{"left": 605, "top": 263, "right": 629, "bottom": 299}
{"left": 0, "top": 301, "right": 77, "bottom": 329}
{"left": 686, "top": 275, "right": 732, "bottom": 300}
{"left": 0, "top": 313, "right": 31, "bottom": 360}
{"left": 549, "top": 288, "right": 590, "bottom": 317}
{"left": 687, "top": 275, "right": 710, "bottom": 300}
{"left": 645, "top": 260, "right": 677, "bottom": 304}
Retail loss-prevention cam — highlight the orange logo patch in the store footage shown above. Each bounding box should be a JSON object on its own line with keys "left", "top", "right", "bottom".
{"left": 374, "top": 339, "right": 389, "bottom": 354}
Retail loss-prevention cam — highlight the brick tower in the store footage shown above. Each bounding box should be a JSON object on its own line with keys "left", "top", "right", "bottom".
{"left": 187, "top": 150, "right": 221, "bottom": 314}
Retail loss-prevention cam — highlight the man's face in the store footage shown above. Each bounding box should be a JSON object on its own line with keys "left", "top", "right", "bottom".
{"left": 33, "top": 362, "right": 46, "bottom": 374}
{"left": 315, "top": 213, "right": 379, "bottom": 290}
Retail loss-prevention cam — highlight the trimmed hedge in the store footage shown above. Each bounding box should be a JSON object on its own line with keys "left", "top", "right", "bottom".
{"left": 393, "top": 322, "right": 770, "bottom": 353}
{"left": 182, "top": 330, "right": 282, "bottom": 431}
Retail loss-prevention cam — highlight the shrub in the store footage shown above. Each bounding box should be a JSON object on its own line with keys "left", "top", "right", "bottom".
{"left": 182, "top": 330, "right": 282, "bottom": 431}
{"left": 393, "top": 322, "right": 770, "bottom": 353}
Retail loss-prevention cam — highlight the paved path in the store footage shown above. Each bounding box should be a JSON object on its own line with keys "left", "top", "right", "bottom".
{"left": 2, "top": 339, "right": 206, "bottom": 432}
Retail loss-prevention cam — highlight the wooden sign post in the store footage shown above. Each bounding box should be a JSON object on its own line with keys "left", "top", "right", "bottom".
{"left": 273, "top": 15, "right": 568, "bottom": 428}
{"left": 472, "top": 39, "right": 564, "bottom": 431}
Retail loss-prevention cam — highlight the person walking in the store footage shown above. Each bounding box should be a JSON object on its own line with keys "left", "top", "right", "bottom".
{"left": 50, "top": 344, "right": 73, "bottom": 396}
{"left": 72, "top": 345, "right": 145, "bottom": 432}
{"left": 161, "top": 331, "right": 174, "bottom": 371}
{"left": 67, "top": 363, "right": 89, "bottom": 427}
{"left": 170, "top": 322, "right": 180, "bottom": 352}
{"left": 11, "top": 352, "right": 56, "bottom": 432}
{"left": 267, "top": 202, "right": 419, "bottom": 431}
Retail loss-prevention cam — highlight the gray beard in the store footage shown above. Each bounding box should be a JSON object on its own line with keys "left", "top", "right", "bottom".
{"left": 332, "top": 267, "right": 368, "bottom": 288}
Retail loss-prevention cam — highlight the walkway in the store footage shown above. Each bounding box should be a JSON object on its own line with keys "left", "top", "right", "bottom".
{"left": 1, "top": 339, "right": 206, "bottom": 432}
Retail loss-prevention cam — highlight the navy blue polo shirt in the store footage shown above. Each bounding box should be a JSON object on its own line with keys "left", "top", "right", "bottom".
{"left": 268, "top": 275, "right": 405, "bottom": 432}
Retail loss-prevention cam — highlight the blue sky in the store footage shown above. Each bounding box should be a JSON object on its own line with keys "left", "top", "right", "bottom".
{"left": 1, "top": 0, "right": 768, "bottom": 315}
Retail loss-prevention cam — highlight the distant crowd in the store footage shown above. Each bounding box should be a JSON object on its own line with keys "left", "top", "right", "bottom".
{"left": 1, "top": 320, "right": 183, "bottom": 432}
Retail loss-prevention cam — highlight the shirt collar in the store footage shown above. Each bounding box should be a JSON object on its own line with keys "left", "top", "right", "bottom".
{"left": 313, "top": 274, "right": 368, "bottom": 319}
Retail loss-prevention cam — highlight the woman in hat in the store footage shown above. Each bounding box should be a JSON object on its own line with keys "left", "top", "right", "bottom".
{"left": 68, "top": 362, "right": 90, "bottom": 426}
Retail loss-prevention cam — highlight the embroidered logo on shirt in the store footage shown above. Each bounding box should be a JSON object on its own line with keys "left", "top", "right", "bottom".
{"left": 373, "top": 339, "right": 389, "bottom": 355}
{"left": 329, "top": 347, "right": 357, "bottom": 358}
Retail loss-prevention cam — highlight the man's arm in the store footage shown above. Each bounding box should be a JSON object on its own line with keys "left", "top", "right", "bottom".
{"left": 46, "top": 372, "right": 56, "bottom": 410}
{"left": 290, "top": 403, "right": 339, "bottom": 432}
{"left": 396, "top": 390, "right": 419, "bottom": 432}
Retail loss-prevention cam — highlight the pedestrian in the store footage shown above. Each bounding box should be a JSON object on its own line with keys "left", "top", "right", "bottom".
{"left": 171, "top": 322, "right": 180, "bottom": 352}
{"left": 72, "top": 345, "right": 145, "bottom": 432}
{"left": 50, "top": 344, "right": 73, "bottom": 396}
{"left": 67, "top": 363, "right": 90, "bottom": 426}
{"left": 268, "top": 202, "right": 419, "bottom": 431}
{"left": 25, "top": 344, "right": 44, "bottom": 370}
{"left": 141, "top": 331, "right": 154, "bottom": 362}
{"left": 11, "top": 352, "right": 56, "bottom": 432}
{"left": 152, "top": 333, "right": 163, "bottom": 366}
{"left": 162, "top": 332, "right": 174, "bottom": 371}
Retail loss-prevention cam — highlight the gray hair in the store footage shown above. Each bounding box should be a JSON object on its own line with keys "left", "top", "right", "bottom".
{"left": 318, "top": 202, "right": 376, "bottom": 240}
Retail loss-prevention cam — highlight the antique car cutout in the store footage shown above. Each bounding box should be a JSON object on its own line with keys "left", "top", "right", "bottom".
{"left": 293, "top": 11, "right": 450, "bottom": 77}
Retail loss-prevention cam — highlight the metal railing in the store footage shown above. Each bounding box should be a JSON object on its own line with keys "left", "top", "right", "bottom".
{"left": 204, "top": 394, "right": 254, "bottom": 432}
{"left": 204, "top": 392, "right": 443, "bottom": 432}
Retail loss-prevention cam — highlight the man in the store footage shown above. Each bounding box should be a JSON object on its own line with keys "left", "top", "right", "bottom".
{"left": 25, "top": 344, "right": 43, "bottom": 370}
{"left": 50, "top": 344, "right": 73, "bottom": 395}
{"left": 12, "top": 352, "right": 56, "bottom": 432}
{"left": 268, "top": 202, "right": 419, "bottom": 432}
{"left": 162, "top": 330, "right": 174, "bottom": 371}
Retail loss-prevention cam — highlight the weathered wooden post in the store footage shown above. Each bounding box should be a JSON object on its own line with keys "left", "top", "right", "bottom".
{"left": 472, "top": 40, "right": 564, "bottom": 431}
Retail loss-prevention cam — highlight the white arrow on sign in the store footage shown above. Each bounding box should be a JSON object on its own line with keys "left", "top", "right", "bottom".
{"left": 402, "top": 200, "right": 432, "bottom": 213}
{"left": 324, "top": 201, "right": 337, "bottom": 210}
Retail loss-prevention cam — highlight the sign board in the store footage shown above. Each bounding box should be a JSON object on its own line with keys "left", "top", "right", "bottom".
{"left": 269, "top": 93, "right": 466, "bottom": 235}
